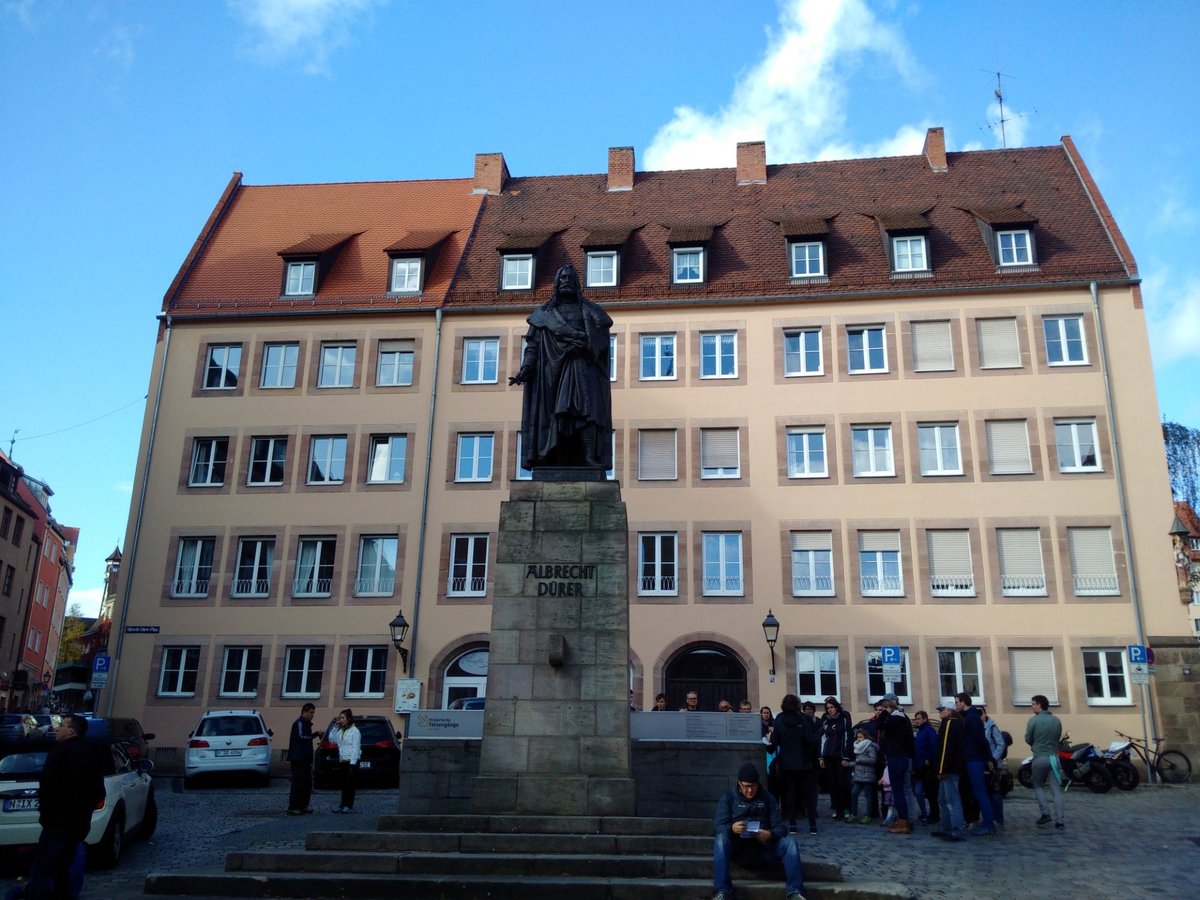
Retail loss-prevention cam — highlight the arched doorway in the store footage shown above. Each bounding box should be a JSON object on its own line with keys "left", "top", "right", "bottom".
{"left": 441, "top": 646, "right": 489, "bottom": 708}
{"left": 664, "top": 644, "right": 747, "bottom": 711}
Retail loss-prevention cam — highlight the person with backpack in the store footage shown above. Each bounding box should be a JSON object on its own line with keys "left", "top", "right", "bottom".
{"left": 980, "top": 706, "right": 1007, "bottom": 828}
{"left": 771, "top": 694, "right": 821, "bottom": 835}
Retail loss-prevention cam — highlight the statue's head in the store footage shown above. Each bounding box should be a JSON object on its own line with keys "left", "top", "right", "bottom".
{"left": 552, "top": 264, "right": 580, "bottom": 300}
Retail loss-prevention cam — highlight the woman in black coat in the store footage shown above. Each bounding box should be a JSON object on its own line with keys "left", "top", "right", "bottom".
{"left": 771, "top": 694, "right": 821, "bottom": 834}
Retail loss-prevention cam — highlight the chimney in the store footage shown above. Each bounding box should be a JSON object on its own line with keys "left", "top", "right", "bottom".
{"left": 472, "top": 152, "right": 510, "bottom": 195}
{"left": 608, "top": 146, "right": 635, "bottom": 192}
{"left": 922, "top": 127, "right": 948, "bottom": 173}
{"left": 736, "top": 141, "right": 766, "bottom": 185}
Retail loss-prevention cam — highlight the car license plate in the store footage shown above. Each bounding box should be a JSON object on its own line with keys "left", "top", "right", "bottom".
{"left": 214, "top": 749, "right": 242, "bottom": 757}
{"left": 3, "top": 798, "right": 38, "bottom": 812}
{"left": 359, "top": 761, "right": 371, "bottom": 769}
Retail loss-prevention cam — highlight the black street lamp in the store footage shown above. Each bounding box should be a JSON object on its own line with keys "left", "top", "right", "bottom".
{"left": 389, "top": 611, "right": 411, "bottom": 674}
{"left": 762, "top": 609, "right": 780, "bottom": 683}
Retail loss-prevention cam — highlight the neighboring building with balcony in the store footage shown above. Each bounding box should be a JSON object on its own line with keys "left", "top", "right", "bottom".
{"left": 107, "top": 131, "right": 1190, "bottom": 761}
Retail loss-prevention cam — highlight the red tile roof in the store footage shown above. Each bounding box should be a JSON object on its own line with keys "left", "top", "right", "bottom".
{"left": 166, "top": 178, "right": 483, "bottom": 314}
{"left": 445, "top": 143, "right": 1135, "bottom": 309}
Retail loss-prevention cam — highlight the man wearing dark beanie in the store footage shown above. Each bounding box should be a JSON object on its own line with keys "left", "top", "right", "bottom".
{"left": 712, "top": 761, "right": 806, "bottom": 900}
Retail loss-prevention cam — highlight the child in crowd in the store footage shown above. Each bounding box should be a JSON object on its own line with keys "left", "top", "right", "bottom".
{"left": 850, "top": 727, "right": 878, "bottom": 824}
{"left": 878, "top": 766, "right": 896, "bottom": 827}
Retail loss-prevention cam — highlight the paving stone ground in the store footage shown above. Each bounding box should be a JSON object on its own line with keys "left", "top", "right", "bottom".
{"left": 1, "top": 776, "right": 1196, "bottom": 898}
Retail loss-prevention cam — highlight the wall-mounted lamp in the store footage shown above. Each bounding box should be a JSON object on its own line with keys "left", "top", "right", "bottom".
{"left": 762, "top": 609, "right": 780, "bottom": 684}
{"left": 389, "top": 611, "right": 411, "bottom": 675}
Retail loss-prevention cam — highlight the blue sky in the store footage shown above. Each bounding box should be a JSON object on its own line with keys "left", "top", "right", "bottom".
{"left": 2, "top": 0, "right": 1198, "bottom": 615}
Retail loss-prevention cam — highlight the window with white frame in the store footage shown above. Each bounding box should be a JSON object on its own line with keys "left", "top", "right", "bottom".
{"left": 789, "top": 241, "right": 825, "bottom": 277}
{"left": 220, "top": 646, "right": 262, "bottom": 697}
{"left": 700, "top": 332, "right": 737, "bottom": 379}
{"left": 783, "top": 329, "right": 822, "bottom": 376}
{"left": 1082, "top": 648, "right": 1129, "bottom": 705}
{"left": 514, "top": 433, "right": 533, "bottom": 481}
{"left": 997, "top": 229, "right": 1032, "bottom": 266}
{"left": 390, "top": 257, "right": 422, "bottom": 292}
{"left": 847, "top": 326, "right": 886, "bottom": 373}
{"left": 791, "top": 532, "right": 834, "bottom": 596}
{"left": 356, "top": 535, "right": 397, "bottom": 596}
{"left": 638, "top": 532, "right": 677, "bottom": 595}
{"left": 637, "top": 429, "right": 677, "bottom": 481}
{"left": 1068, "top": 527, "right": 1119, "bottom": 595}
{"left": 282, "top": 646, "right": 324, "bottom": 698}
{"left": 866, "top": 647, "right": 911, "bottom": 703}
{"left": 937, "top": 648, "right": 982, "bottom": 704}
{"left": 376, "top": 340, "right": 414, "bottom": 386}
{"left": 1, "top": 566, "right": 12, "bottom": 597}
{"left": 910, "top": 321, "right": 953, "bottom": 372}
{"left": 858, "top": 531, "right": 902, "bottom": 596}
{"left": 1008, "top": 649, "right": 1058, "bottom": 705}
{"left": 501, "top": 254, "right": 533, "bottom": 290}
{"left": 172, "top": 538, "right": 214, "bottom": 597}
{"left": 702, "top": 532, "right": 743, "bottom": 595}
{"left": 851, "top": 425, "right": 894, "bottom": 477}
{"left": 462, "top": 337, "right": 500, "bottom": 384}
{"left": 158, "top": 646, "right": 200, "bottom": 697}
{"left": 204, "top": 344, "right": 241, "bottom": 389}
{"left": 700, "top": 428, "right": 740, "bottom": 478}
{"left": 918, "top": 423, "right": 961, "bottom": 476}
{"left": 346, "top": 645, "right": 388, "bottom": 697}
{"left": 261, "top": 342, "right": 299, "bottom": 388}
{"left": 795, "top": 648, "right": 839, "bottom": 702}
{"left": 608, "top": 335, "right": 618, "bottom": 382}
{"left": 606, "top": 430, "right": 617, "bottom": 481}
{"left": 455, "top": 433, "right": 494, "bottom": 482}
{"left": 672, "top": 247, "right": 704, "bottom": 283}
{"left": 927, "top": 529, "right": 975, "bottom": 596}
{"left": 986, "top": 420, "right": 1032, "bottom": 475}
{"left": 293, "top": 537, "right": 336, "bottom": 597}
{"left": 996, "top": 528, "right": 1047, "bottom": 596}
{"left": 640, "top": 334, "right": 676, "bottom": 380}
{"left": 318, "top": 343, "right": 356, "bottom": 388}
{"left": 189, "top": 437, "right": 228, "bottom": 487}
{"left": 586, "top": 251, "right": 617, "bottom": 287}
{"left": 308, "top": 435, "right": 347, "bottom": 484}
{"left": 786, "top": 427, "right": 827, "bottom": 478}
{"left": 232, "top": 538, "right": 274, "bottom": 597}
{"left": 247, "top": 436, "right": 287, "bottom": 486}
{"left": 1043, "top": 315, "right": 1087, "bottom": 365}
{"left": 448, "top": 534, "right": 488, "bottom": 596}
{"left": 284, "top": 260, "right": 316, "bottom": 295}
{"left": 892, "top": 235, "right": 928, "bottom": 272}
{"left": 367, "top": 434, "right": 406, "bottom": 483}
{"left": 1055, "top": 419, "right": 1100, "bottom": 472}
{"left": 976, "top": 317, "right": 1022, "bottom": 369}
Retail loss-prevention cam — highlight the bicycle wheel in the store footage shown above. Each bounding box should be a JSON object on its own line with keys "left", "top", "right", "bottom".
{"left": 1109, "top": 760, "right": 1139, "bottom": 791}
{"left": 1156, "top": 750, "right": 1192, "bottom": 784}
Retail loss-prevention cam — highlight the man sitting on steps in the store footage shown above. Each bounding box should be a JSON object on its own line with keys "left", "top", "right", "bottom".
{"left": 712, "top": 762, "right": 806, "bottom": 900}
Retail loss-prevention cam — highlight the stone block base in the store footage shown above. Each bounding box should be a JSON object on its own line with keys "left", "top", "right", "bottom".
{"left": 470, "top": 774, "right": 635, "bottom": 816}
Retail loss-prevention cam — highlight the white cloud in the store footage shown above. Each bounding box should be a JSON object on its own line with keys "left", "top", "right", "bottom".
{"left": 228, "top": 0, "right": 381, "bottom": 75}
{"left": 102, "top": 25, "right": 138, "bottom": 71}
{"left": 114, "top": 481, "right": 133, "bottom": 495}
{"left": 2, "top": 0, "right": 36, "bottom": 28}
{"left": 644, "top": 0, "right": 925, "bottom": 170}
{"left": 69, "top": 586, "right": 104, "bottom": 618}
{"left": 983, "top": 99, "right": 1031, "bottom": 149}
{"left": 1150, "top": 184, "right": 1198, "bottom": 233}
{"left": 1144, "top": 265, "right": 1200, "bottom": 369}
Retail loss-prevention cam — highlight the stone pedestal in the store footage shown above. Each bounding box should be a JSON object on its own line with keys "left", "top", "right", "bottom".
{"left": 470, "top": 480, "right": 635, "bottom": 815}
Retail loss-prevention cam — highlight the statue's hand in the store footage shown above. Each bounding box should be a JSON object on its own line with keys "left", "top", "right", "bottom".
{"left": 508, "top": 366, "right": 533, "bottom": 386}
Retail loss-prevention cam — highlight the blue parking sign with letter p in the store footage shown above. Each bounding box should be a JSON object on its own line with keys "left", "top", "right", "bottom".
{"left": 1127, "top": 644, "right": 1147, "bottom": 665}
{"left": 882, "top": 646, "right": 902, "bottom": 665}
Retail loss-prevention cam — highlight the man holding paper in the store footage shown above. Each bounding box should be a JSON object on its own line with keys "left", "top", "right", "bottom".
{"left": 712, "top": 762, "right": 806, "bottom": 900}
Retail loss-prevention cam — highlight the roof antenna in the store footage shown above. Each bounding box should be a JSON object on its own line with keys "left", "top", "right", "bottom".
{"left": 7, "top": 429, "right": 16, "bottom": 459}
{"left": 981, "top": 70, "right": 1035, "bottom": 149}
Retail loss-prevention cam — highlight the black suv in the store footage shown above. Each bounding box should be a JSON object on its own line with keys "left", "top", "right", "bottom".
{"left": 314, "top": 715, "right": 400, "bottom": 788}
{"left": 80, "top": 715, "right": 155, "bottom": 762}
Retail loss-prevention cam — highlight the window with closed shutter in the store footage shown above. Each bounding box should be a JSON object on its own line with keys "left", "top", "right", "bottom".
{"left": 637, "top": 429, "right": 678, "bottom": 481}
{"left": 911, "top": 320, "right": 953, "bottom": 371}
{"left": 858, "top": 531, "right": 902, "bottom": 595}
{"left": 1068, "top": 527, "right": 1118, "bottom": 595}
{"left": 1008, "top": 649, "right": 1058, "bottom": 705}
{"left": 997, "top": 528, "right": 1046, "bottom": 595}
{"left": 927, "top": 530, "right": 974, "bottom": 595}
{"left": 977, "top": 318, "right": 1021, "bottom": 369}
{"left": 700, "top": 428, "right": 740, "bottom": 478}
{"left": 986, "top": 420, "right": 1032, "bottom": 474}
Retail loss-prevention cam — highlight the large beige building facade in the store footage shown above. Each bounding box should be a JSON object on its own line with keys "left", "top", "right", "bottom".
{"left": 108, "top": 130, "right": 1190, "bottom": 762}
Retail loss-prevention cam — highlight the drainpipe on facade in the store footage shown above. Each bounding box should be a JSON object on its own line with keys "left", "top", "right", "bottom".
{"left": 1090, "top": 281, "right": 1159, "bottom": 780}
{"left": 407, "top": 307, "right": 443, "bottom": 693}
{"left": 105, "top": 315, "right": 173, "bottom": 715}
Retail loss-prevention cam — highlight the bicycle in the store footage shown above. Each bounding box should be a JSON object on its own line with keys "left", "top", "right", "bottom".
{"left": 1113, "top": 730, "right": 1193, "bottom": 784}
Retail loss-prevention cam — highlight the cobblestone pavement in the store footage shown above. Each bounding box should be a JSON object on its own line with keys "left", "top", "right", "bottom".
{"left": 1, "top": 777, "right": 1196, "bottom": 898}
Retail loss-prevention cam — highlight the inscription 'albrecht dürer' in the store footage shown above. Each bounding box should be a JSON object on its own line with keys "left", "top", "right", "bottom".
{"left": 526, "top": 563, "right": 597, "bottom": 597}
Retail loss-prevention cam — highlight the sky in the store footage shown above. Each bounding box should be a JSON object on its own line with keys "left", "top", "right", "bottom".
{"left": 2, "top": 0, "right": 1199, "bottom": 617}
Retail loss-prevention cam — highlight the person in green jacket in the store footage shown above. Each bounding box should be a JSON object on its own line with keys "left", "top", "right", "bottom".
{"left": 1024, "top": 695, "right": 1064, "bottom": 829}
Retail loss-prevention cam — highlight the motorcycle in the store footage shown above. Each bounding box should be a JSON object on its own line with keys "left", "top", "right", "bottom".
{"left": 1100, "top": 738, "right": 1141, "bottom": 791}
{"left": 1017, "top": 734, "right": 1114, "bottom": 793}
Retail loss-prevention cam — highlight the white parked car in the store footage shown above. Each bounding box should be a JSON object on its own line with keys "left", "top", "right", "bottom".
{"left": 184, "top": 709, "right": 272, "bottom": 786}
{"left": 0, "top": 736, "right": 156, "bottom": 868}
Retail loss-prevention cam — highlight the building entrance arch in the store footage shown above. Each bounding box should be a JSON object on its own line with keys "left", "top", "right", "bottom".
{"left": 663, "top": 644, "right": 746, "bottom": 712}
{"left": 441, "top": 646, "right": 489, "bottom": 708}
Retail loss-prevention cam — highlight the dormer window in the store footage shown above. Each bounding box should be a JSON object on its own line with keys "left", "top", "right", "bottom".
{"left": 496, "top": 230, "right": 555, "bottom": 292}
{"left": 502, "top": 254, "right": 533, "bottom": 290}
{"left": 672, "top": 247, "right": 704, "bottom": 284}
{"left": 586, "top": 251, "right": 617, "bottom": 287}
{"left": 998, "top": 229, "right": 1032, "bottom": 266}
{"left": 285, "top": 260, "right": 316, "bottom": 295}
{"left": 390, "top": 257, "right": 422, "bottom": 293}
{"left": 790, "top": 241, "right": 825, "bottom": 277}
{"left": 874, "top": 210, "right": 931, "bottom": 277}
{"left": 779, "top": 218, "right": 830, "bottom": 282}
{"left": 580, "top": 227, "right": 630, "bottom": 289}
{"left": 892, "top": 235, "right": 928, "bottom": 272}
{"left": 969, "top": 206, "right": 1038, "bottom": 271}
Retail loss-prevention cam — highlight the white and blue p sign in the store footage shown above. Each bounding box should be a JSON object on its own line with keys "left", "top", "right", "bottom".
{"left": 92, "top": 654, "right": 111, "bottom": 674}
{"left": 881, "top": 646, "right": 902, "bottom": 666}
{"left": 1127, "top": 644, "right": 1148, "bottom": 665}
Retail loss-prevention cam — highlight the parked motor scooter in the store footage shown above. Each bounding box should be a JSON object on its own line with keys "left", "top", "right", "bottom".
{"left": 1017, "top": 734, "right": 1114, "bottom": 793}
{"left": 1099, "top": 738, "right": 1141, "bottom": 790}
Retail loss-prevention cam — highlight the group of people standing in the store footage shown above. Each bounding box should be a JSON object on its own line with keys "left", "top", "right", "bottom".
{"left": 284, "top": 704, "right": 361, "bottom": 816}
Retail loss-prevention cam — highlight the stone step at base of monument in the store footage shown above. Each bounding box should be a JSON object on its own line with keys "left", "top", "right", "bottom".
{"left": 375, "top": 813, "right": 710, "bottom": 836}
{"left": 307, "top": 828, "right": 714, "bottom": 857}
{"left": 226, "top": 848, "right": 843, "bottom": 882}
{"left": 144, "top": 870, "right": 913, "bottom": 900}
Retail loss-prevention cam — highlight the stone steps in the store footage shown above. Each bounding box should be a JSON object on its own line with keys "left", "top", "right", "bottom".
{"left": 307, "top": 829, "right": 712, "bottom": 855}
